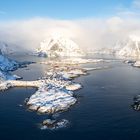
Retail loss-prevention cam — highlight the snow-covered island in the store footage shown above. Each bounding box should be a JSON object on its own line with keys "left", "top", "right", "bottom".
{"left": 0, "top": 57, "right": 108, "bottom": 114}
{"left": 0, "top": 35, "right": 113, "bottom": 129}
{"left": 3, "top": 33, "right": 140, "bottom": 129}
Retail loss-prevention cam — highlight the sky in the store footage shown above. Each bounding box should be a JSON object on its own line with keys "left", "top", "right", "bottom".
{"left": 0, "top": 0, "right": 134, "bottom": 20}
{"left": 0, "top": 0, "right": 140, "bottom": 52}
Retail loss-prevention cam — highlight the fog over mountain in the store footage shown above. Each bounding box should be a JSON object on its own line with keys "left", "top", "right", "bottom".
{"left": 0, "top": 16, "right": 140, "bottom": 53}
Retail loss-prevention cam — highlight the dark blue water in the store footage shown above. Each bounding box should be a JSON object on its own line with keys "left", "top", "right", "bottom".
{"left": 1, "top": 55, "right": 140, "bottom": 140}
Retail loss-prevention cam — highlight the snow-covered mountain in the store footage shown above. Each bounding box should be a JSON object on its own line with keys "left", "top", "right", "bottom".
{"left": 0, "top": 51, "right": 21, "bottom": 81}
{"left": 36, "top": 37, "right": 85, "bottom": 57}
{"left": 0, "top": 70, "right": 20, "bottom": 81}
{"left": 0, "top": 42, "right": 9, "bottom": 54}
{"left": 86, "top": 35, "right": 140, "bottom": 59}
{"left": 115, "top": 35, "right": 140, "bottom": 58}
{"left": 0, "top": 42, "right": 18, "bottom": 54}
{"left": 0, "top": 50, "right": 20, "bottom": 71}
{"left": 0, "top": 51, "right": 33, "bottom": 81}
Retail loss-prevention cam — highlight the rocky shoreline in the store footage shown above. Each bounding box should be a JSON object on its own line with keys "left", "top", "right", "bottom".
{"left": 0, "top": 57, "right": 110, "bottom": 129}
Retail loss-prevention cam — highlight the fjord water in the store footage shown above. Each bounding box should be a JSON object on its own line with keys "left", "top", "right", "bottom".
{"left": 1, "top": 55, "right": 140, "bottom": 140}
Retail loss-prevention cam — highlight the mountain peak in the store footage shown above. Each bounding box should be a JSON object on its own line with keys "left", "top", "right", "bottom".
{"left": 115, "top": 35, "right": 140, "bottom": 58}
{"left": 37, "top": 37, "right": 85, "bottom": 57}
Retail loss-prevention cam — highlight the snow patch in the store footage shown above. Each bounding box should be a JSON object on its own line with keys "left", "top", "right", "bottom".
{"left": 40, "top": 119, "right": 69, "bottom": 130}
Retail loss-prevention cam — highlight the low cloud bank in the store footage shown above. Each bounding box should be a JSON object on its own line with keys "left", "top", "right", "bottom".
{"left": 0, "top": 16, "right": 140, "bottom": 52}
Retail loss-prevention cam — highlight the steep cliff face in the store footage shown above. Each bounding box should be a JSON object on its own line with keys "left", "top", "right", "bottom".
{"left": 116, "top": 35, "right": 140, "bottom": 58}
{"left": 0, "top": 51, "right": 20, "bottom": 81}
{"left": 37, "top": 37, "right": 84, "bottom": 57}
{"left": 0, "top": 50, "right": 20, "bottom": 71}
{"left": 0, "top": 42, "right": 19, "bottom": 55}
{"left": 0, "top": 51, "right": 33, "bottom": 81}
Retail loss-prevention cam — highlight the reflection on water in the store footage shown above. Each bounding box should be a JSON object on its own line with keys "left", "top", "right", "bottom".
{"left": 0, "top": 54, "right": 140, "bottom": 139}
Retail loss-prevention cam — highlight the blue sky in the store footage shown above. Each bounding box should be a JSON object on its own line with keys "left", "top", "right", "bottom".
{"left": 0, "top": 0, "right": 133, "bottom": 20}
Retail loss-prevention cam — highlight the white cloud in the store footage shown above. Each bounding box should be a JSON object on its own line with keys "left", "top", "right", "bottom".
{"left": 0, "top": 16, "right": 140, "bottom": 52}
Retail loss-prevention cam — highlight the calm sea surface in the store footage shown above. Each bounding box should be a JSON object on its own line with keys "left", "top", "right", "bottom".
{"left": 1, "top": 55, "right": 140, "bottom": 140}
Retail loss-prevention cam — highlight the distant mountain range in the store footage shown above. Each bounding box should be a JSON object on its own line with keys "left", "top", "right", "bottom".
{"left": 1, "top": 35, "right": 140, "bottom": 59}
